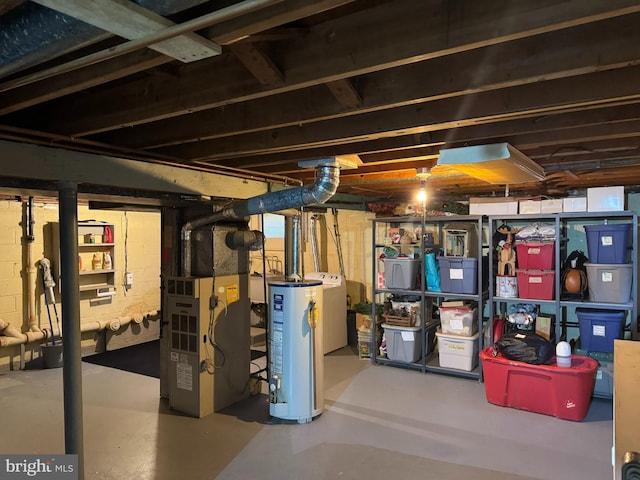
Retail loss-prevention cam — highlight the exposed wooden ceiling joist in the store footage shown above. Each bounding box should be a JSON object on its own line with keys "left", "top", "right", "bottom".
{"left": 2, "top": 0, "right": 640, "bottom": 202}
{"left": 32, "top": 0, "right": 222, "bottom": 62}
{"left": 18, "top": 0, "right": 640, "bottom": 137}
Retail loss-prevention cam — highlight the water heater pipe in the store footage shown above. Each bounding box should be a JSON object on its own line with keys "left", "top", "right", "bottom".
{"left": 181, "top": 160, "right": 340, "bottom": 277}
{"left": 284, "top": 214, "right": 303, "bottom": 281}
{"left": 309, "top": 214, "right": 321, "bottom": 272}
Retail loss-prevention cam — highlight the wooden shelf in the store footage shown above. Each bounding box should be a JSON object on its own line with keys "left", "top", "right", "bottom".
{"left": 79, "top": 269, "right": 115, "bottom": 275}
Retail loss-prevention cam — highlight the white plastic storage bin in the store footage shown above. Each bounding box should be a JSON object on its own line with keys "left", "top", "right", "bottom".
{"left": 382, "top": 323, "right": 422, "bottom": 363}
{"left": 438, "top": 306, "right": 478, "bottom": 336}
{"left": 383, "top": 258, "right": 420, "bottom": 289}
{"left": 436, "top": 331, "right": 479, "bottom": 371}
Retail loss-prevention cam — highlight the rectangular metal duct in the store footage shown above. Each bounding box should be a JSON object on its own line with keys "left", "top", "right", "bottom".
{"left": 437, "top": 143, "right": 545, "bottom": 184}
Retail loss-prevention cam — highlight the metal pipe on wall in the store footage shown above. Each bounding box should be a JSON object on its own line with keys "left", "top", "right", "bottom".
{"left": 25, "top": 197, "right": 39, "bottom": 332}
{"left": 310, "top": 215, "right": 320, "bottom": 272}
{"left": 58, "top": 181, "right": 84, "bottom": 480}
{"left": 284, "top": 214, "right": 303, "bottom": 281}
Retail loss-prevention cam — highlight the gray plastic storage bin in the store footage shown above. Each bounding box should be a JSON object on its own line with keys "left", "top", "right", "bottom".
{"left": 383, "top": 258, "right": 420, "bottom": 289}
{"left": 585, "top": 262, "right": 632, "bottom": 303}
{"left": 574, "top": 348, "right": 613, "bottom": 399}
{"left": 382, "top": 323, "right": 422, "bottom": 363}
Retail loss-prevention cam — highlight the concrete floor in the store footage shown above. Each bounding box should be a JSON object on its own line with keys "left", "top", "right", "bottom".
{"left": 0, "top": 346, "right": 613, "bottom": 480}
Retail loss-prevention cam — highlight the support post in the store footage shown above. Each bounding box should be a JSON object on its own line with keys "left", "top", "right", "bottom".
{"left": 58, "top": 181, "right": 84, "bottom": 480}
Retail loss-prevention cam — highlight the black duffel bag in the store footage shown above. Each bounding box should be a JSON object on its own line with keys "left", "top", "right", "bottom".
{"left": 492, "top": 331, "right": 555, "bottom": 365}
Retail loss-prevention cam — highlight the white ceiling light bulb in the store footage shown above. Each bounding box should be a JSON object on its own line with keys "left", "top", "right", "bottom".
{"left": 417, "top": 179, "right": 427, "bottom": 203}
{"left": 416, "top": 167, "right": 430, "bottom": 204}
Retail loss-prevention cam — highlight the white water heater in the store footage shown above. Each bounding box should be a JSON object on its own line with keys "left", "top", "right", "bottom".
{"left": 268, "top": 280, "right": 324, "bottom": 423}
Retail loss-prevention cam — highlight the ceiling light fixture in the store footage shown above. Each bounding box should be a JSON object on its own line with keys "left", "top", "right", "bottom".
{"left": 415, "top": 167, "right": 430, "bottom": 205}
{"left": 436, "top": 143, "right": 545, "bottom": 184}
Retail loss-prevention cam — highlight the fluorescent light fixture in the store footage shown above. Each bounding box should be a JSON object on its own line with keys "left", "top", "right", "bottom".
{"left": 437, "top": 143, "right": 545, "bottom": 184}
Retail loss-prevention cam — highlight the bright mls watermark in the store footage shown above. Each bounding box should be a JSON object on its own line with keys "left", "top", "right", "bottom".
{"left": 0, "top": 455, "right": 77, "bottom": 479}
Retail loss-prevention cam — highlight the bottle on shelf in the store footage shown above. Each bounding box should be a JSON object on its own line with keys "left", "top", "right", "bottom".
{"left": 103, "top": 251, "right": 112, "bottom": 270}
{"left": 92, "top": 253, "right": 102, "bottom": 270}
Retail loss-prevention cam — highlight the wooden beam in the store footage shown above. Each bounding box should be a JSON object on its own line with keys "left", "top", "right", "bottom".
{"left": 0, "top": 0, "right": 351, "bottom": 115}
{"left": 0, "top": 49, "right": 168, "bottom": 116}
{"left": 197, "top": 102, "right": 640, "bottom": 171}
{"left": 29, "top": 0, "right": 640, "bottom": 136}
{"left": 151, "top": 66, "right": 640, "bottom": 160}
{"left": 0, "top": 0, "right": 25, "bottom": 15}
{"left": 87, "top": 13, "right": 640, "bottom": 147}
{"left": 325, "top": 79, "right": 362, "bottom": 109}
{"left": 32, "top": 0, "right": 221, "bottom": 63}
{"left": 229, "top": 43, "right": 284, "bottom": 86}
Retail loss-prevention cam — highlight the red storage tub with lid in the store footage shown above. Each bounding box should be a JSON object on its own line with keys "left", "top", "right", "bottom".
{"left": 516, "top": 241, "right": 555, "bottom": 270}
{"left": 479, "top": 348, "right": 598, "bottom": 421}
{"left": 515, "top": 270, "right": 555, "bottom": 300}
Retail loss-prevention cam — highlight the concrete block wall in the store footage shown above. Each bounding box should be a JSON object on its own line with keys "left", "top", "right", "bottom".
{"left": 0, "top": 197, "right": 161, "bottom": 367}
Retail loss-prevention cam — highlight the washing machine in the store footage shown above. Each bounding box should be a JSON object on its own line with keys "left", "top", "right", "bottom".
{"left": 305, "top": 272, "right": 347, "bottom": 354}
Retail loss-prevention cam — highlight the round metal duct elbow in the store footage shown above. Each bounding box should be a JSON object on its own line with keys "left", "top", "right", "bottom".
{"left": 233, "top": 164, "right": 339, "bottom": 218}
{"left": 225, "top": 230, "right": 265, "bottom": 251}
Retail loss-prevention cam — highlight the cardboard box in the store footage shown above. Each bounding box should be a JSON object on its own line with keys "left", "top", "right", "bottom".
{"left": 541, "top": 199, "right": 563, "bottom": 213}
{"left": 587, "top": 186, "right": 625, "bottom": 212}
{"left": 469, "top": 198, "right": 518, "bottom": 215}
{"left": 519, "top": 200, "right": 541, "bottom": 214}
{"left": 563, "top": 197, "right": 587, "bottom": 212}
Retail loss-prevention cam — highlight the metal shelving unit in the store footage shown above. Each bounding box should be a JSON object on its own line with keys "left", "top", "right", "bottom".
{"left": 487, "top": 211, "right": 638, "bottom": 343}
{"left": 370, "top": 214, "right": 487, "bottom": 381}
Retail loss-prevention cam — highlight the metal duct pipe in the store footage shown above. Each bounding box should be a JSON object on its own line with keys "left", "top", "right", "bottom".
{"left": 181, "top": 162, "right": 340, "bottom": 277}
{"left": 225, "top": 230, "right": 264, "bottom": 251}
{"left": 284, "top": 214, "right": 303, "bottom": 281}
{"left": 310, "top": 214, "right": 321, "bottom": 272}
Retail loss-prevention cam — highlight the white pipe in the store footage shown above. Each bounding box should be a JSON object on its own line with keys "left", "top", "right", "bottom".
{"left": 1, "top": 310, "right": 158, "bottom": 348}
{"left": 0, "top": 319, "right": 49, "bottom": 347}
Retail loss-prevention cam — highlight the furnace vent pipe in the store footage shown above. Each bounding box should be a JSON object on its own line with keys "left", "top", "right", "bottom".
{"left": 181, "top": 161, "right": 340, "bottom": 277}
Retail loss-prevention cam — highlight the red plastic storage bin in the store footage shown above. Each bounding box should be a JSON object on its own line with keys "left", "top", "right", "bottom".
{"left": 515, "top": 270, "right": 555, "bottom": 300}
{"left": 479, "top": 348, "right": 598, "bottom": 421}
{"left": 516, "top": 241, "right": 555, "bottom": 270}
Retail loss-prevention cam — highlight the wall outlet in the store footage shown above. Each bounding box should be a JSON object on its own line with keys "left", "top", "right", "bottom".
{"left": 125, "top": 272, "right": 133, "bottom": 288}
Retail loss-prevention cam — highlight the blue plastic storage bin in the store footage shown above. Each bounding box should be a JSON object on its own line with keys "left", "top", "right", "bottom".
{"left": 576, "top": 308, "right": 626, "bottom": 353}
{"left": 584, "top": 224, "right": 631, "bottom": 264}
{"left": 437, "top": 257, "right": 478, "bottom": 294}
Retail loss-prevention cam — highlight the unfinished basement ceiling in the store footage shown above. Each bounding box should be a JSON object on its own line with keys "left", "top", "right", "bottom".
{"left": 1, "top": 0, "right": 640, "bottom": 204}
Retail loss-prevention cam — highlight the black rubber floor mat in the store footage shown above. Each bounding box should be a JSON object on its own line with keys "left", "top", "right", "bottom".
{"left": 83, "top": 340, "right": 159, "bottom": 378}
